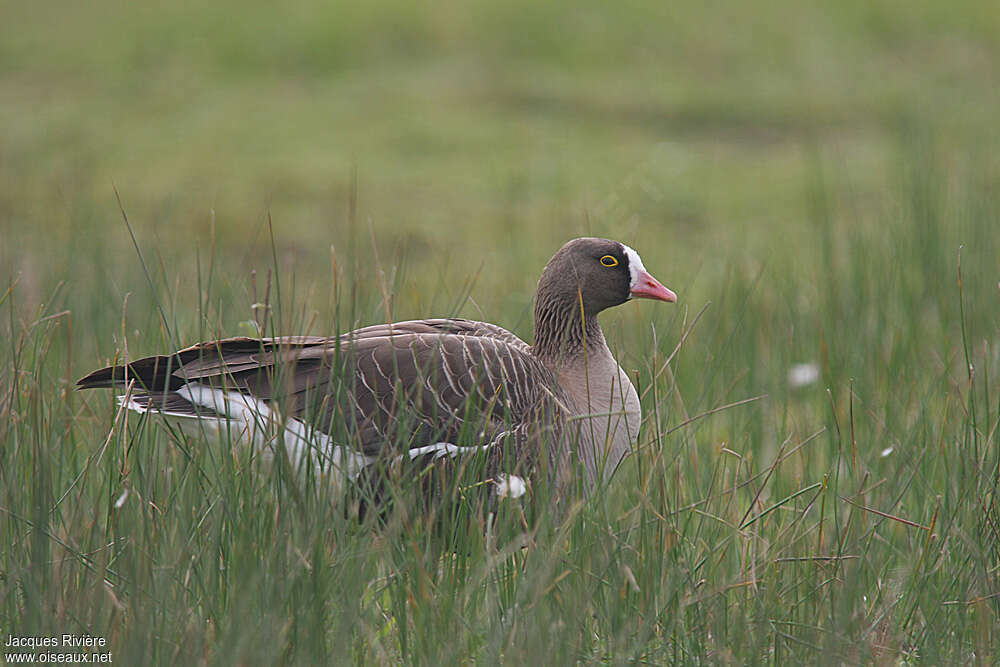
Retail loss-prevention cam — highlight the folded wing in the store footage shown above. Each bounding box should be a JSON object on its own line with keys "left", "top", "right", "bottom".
{"left": 77, "top": 319, "right": 564, "bottom": 468}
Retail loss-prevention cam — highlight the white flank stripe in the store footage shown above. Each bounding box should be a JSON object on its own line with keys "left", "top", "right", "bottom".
{"left": 146, "top": 383, "right": 377, "bottom": 492}
{"left": 405, "top": 442, "right": 489, "bottom": 461}
{"left": 118, "top": 395, "right": 152, "bottom": 414}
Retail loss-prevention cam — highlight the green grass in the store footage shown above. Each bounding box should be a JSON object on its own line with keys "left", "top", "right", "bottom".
{"left": 2, "top": 0, "right": 1000, "bottom": 663}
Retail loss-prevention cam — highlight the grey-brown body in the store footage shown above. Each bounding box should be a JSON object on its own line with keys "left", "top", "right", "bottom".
{"left": 77, "top": 238, "right": 675, "bottom": 507}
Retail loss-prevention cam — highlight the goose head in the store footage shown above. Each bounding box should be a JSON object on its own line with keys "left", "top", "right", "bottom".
{"left": 535, "top": 237, "right": 676, "bottom": 318}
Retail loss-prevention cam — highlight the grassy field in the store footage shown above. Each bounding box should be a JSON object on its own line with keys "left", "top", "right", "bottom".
{"left": 3, "top": 0, "right": 1000, "bottom": 663}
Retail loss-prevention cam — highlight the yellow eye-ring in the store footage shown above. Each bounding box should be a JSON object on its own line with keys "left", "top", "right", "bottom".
{"left": 600, "top": 255, "right": 619, "bottom": 267}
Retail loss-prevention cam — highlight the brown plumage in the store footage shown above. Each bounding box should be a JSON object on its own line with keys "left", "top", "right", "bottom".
{"left": 77, "top": 238, "right": 676, "bottom": 508}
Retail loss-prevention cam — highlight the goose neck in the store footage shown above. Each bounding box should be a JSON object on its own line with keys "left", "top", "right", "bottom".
{"left": 531, "top": 296, "right": 607, "bottom": 363}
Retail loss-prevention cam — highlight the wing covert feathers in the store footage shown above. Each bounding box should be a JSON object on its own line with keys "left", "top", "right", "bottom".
{"left": 78, "top": 320, "right": 564, "bottom": 467}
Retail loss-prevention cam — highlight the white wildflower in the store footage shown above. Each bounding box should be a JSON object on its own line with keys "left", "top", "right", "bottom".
{"left": 495, "top": 474, "right": 527, "bottom": 499}
{"left": 788, "top": 362, "right": 820, "bottom": 388}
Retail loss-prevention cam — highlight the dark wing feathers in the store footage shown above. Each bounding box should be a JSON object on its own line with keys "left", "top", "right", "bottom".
{"left": 76, "top": 354, "right": 191, "bottom": 391}
{"left": 78, "top": 320, "right": 562, "bottom": 459}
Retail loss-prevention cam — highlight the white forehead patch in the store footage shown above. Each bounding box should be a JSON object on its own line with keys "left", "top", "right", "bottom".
{"left": 620, "top": 243, "right": 646, "bottom": 292}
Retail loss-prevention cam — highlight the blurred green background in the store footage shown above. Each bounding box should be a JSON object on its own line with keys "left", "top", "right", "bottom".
{"left": 3, "top": 0, "right": 1000, "bottom": 662}
{"left": 4, "top": 0, "right": 999, "bottom": 334}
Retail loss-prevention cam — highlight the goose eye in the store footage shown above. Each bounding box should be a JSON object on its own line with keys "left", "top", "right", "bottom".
{"left": 600, "top": 255, "right": 619, "bottom": 267}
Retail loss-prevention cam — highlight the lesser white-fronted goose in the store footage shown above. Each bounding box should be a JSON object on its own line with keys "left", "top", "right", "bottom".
{"left": 78, "top": 238, "right": 676, "bottom": 506}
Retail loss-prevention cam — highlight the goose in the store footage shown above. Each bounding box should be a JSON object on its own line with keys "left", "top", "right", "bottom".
{"left": 77, "top": 237, "right": 676, "bottom": 508}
